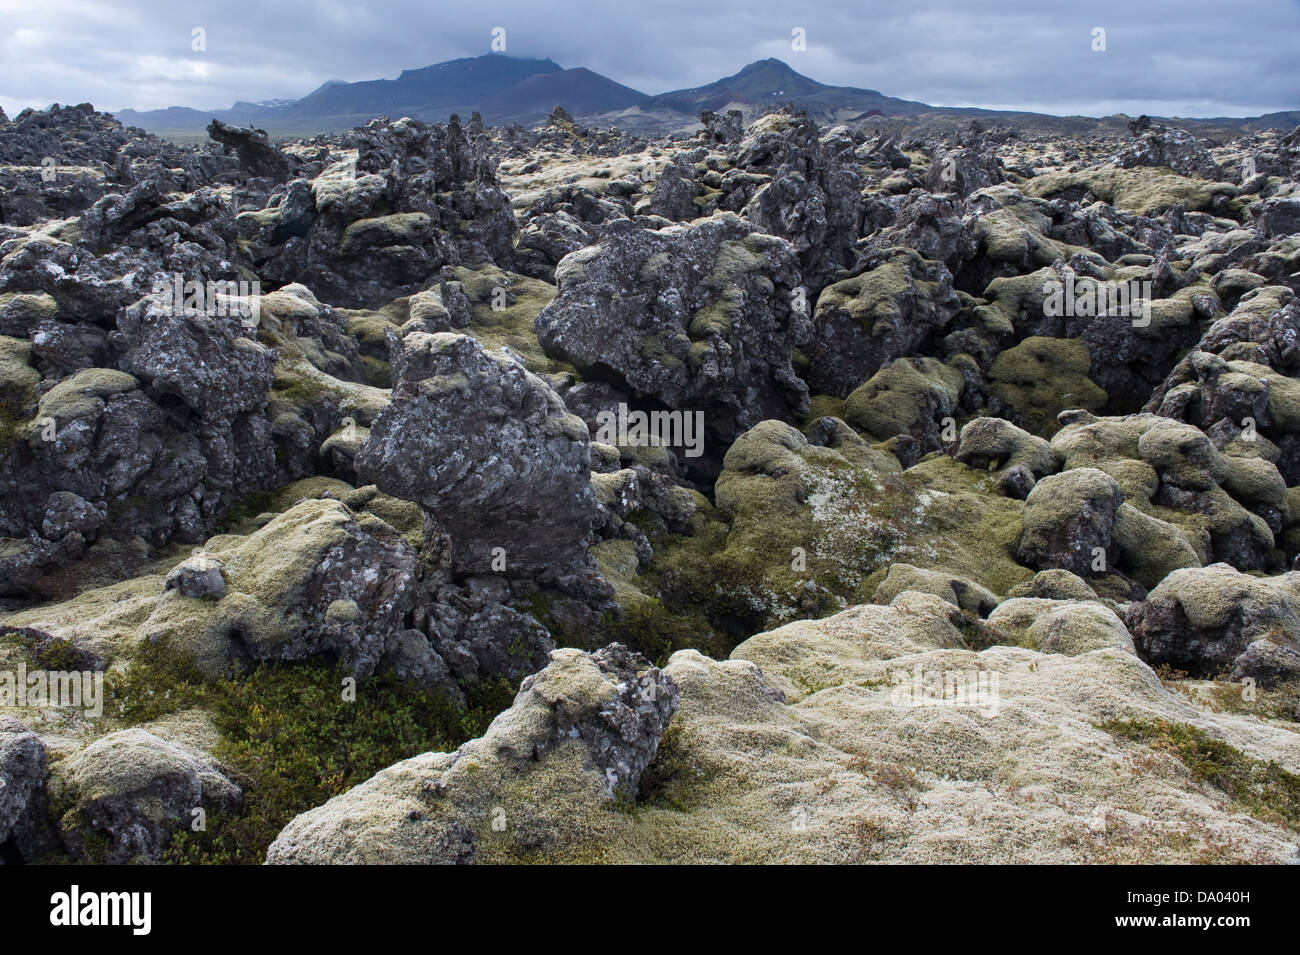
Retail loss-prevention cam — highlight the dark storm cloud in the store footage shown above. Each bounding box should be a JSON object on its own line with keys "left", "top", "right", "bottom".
{"left": 1, "top": 0, "right": 1296, "bottom": 117}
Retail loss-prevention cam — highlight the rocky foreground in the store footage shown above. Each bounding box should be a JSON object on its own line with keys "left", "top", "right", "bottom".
{"left": 1, "top": 103, "right": 1299, "bottom": 864}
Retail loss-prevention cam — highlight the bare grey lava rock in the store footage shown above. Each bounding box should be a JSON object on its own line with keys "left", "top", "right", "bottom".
{"left": 535, "top": 212, "right": 811, "bottom": 447}
{"left": 164, "top": 555, "right": 227, "bottom": 599}
{"left": 422, "top": 596, "right": 555, "bottom": 688}
{"left": 0, "top": 717, "right": 49, "bottom": 859}
{"left": 1016, "top": 467, "right": 1124, "bottom": 577}
{"left": 292, "top": 117, "right": 517, "bottom": 308}
{"left": 0, "top": 102, "right": 143, "bottom": 168}
{"left": 738, "top": 113, "right": 865, "bottom": 290}
{"left": 879, "top": 190, "right": 977, "bottom": 275}
{"left": 356, "top": 332, "right": 607, "bottom": 595}
{"left": 924, "top": 139, "right": 1004, "bottom": 197}
{"left": 1128, "top": 563, "right": 1300, "bottom": 685}
{"left": 1250, "top": 197, "right": 1300, "bottom": 239}
{"left": 207, "top": 120, "right": 294, "bottom": 182}
{"left": 1117, "top": 124, "right": 1225, "bottom": 180}
{"left": 0, "top": 284, "right": 280, "bottom": 585}
{"left": 805, "top": 245, "right": 960, "bottom": 398}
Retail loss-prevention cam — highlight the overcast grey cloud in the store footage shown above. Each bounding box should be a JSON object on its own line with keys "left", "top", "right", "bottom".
{"left": 1, "top": 0, "right": 1297, "bottom": 118}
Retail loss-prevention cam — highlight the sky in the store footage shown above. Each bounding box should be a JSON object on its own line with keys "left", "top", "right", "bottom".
{"left": 1, "top": 0, "right": 1297, "bottom": 119}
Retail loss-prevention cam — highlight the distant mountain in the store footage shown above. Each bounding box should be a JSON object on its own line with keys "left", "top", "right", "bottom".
{"left": 115, "top": 54, "right": 573, "bottom": 137}
{"left": 280, "top": 54, "right": 563, "bottom": 126}
{"left": 475, "top": 68, "right": 647, "bottom": 124}
{"left": 1198, "top": 109, "right": 1300, "bottom": 132}
{"left": 116, "top": 98, "right": 292, "bottom": 131}
{"left": 643, "top": 58, "right": 930, "bottom": 121}
{"left": 111, "top": 54, "right": 1299, "bottom": 141}
{"left": 300, "top": 80, "right": 346, "bottom": 99}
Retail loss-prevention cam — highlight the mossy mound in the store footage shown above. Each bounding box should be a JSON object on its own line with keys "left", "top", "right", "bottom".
{"left": 987, "top": 598, "right": 1134, "bottom": 655}
{"left": 451, "top": 263, "right": 566, "bottom": 374}
{"left": 843, "top": 357, "right": 966, "bottom": 445}
{"left": 36, "top": 367, "right": 138, "bottom": 426}
{"left": 0, "top": 334, "right": 41, "bottom": 453}
{"left": 966, "top": 186, "right": 1097, "bottom": 273}
{"left": 2, "top": 571, "right": 164, "bottom": 667}
{"left": 631, "top": 420, "right": 1034, "bottom": 640}
{"left": 0, "top": 292, "right": 59, "bottom": 333}
{"left": 136, "top": 499, "right": 418, "bottom": 678}
{"left": 1051, "top": 412, "right": 1277, "bottom": 572}
{"left": 989, "top": 337, "right": 1107, "bottom": 437}
{"left": 265, "top": 597, "right": 1300, "bottom": 864}
{"left": 338, "top": 212, "right": 433, "bottom": 256}
{"left": 1024, "top": 166, "right": 1243, "bottom": 217}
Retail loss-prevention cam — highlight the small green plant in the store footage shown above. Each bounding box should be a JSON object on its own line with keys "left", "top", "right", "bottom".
{"left": 1099, "top": 717, "right": 1300, "bottom": 831}
{"left": 1163, "top": 672, "right": 1300, "bottom": 724}
{"left": 100, "top": 637, "right": 513, "bottom": 864}
{"left": 100, "top": 635, "right": 208, "bottom": 725}
{"left": 599, "top": 598, "right": 725, "bottom": 666}
{"left": 637, "top": 722, "right": 708, "bottom": 812}
{"left": 0, "top": 626, "right": 98, "bottom": 671}
{"left": 162, "top": 665, "right": 506, "bottom": 864}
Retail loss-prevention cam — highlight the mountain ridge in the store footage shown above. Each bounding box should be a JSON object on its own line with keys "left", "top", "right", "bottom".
{"left": 111, "top": 53, "right": 1298, "bottom": 140}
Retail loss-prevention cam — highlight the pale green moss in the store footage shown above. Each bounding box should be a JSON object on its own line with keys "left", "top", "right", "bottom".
{"left": 451, "top": 264, "right": 568, "bottom": 374}
{"left": 592, "top": 538, "right": 650, "bottom": 607}
{"left": 1, "top": 571, "right": 166, "bottom": 666}
{"left": 270, "top": 357, "right": 389, "bottom": 426}
{"left": 843, "top": 357, "right": 964, "bottom": 441}
{"left": 988, "top": 337, "right": 1107, "bottom": 438}
{"left": 1024, "top": 166, "right": 1243, "bottom": 216}
{"left": 815, "top": 258, "right": 913, "bottom": 331}
{"left": 344, "top": 311, "right": 401, "bottom": 352}
{"left": 338, "top": 213, "right": 432, "bottom": 255}
{"left": 37, "top": 367, "right": 139, "bottom": 423}
{"left": 349, "top": 489, "right": 424, "bottom": 550}
{"left": 802, "top": 394, "right": 847, "bottom": 424}
{"left": 0, "top": 292, "right": 59, "bottom": 327}
{"left": 0, "top": 335, "right": 41, "bottom": 452}
{"left": 1113, "top": 503, "right": 1202, "bottom": 588}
